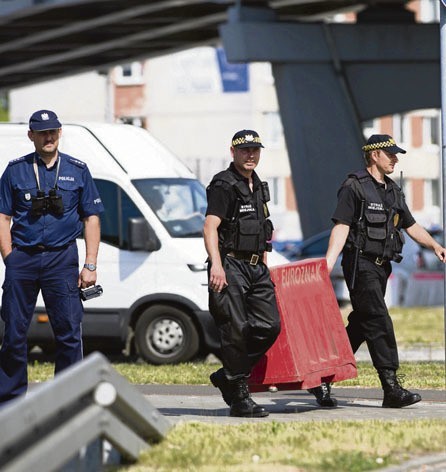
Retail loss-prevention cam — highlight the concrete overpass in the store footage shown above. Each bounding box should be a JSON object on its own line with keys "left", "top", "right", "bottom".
{"left": 0, "top": 0, "right": 371, "bottom": 91}
{"left": 0, "top": 0, "right": 440, "bottom": 236}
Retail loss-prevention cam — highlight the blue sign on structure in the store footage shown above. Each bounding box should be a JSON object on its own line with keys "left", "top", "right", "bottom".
{"left": 216, "top": 47, "right": 249, "bottom": 93}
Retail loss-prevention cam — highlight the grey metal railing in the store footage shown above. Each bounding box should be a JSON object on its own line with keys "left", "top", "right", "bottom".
{"left": 0, "top": 352, "right": 171, "bottom": 471}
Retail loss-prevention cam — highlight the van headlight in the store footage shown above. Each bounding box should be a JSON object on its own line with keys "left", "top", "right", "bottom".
{"left": 187, "top": 263, "right": 207, "bottom": 272}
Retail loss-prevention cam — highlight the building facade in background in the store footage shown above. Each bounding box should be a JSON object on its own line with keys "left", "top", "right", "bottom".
{"left": 334, "top": 0, "right": 442, "bottom": 229}
{"left": 9, "top": 0, "right": 441, "bottom": 240}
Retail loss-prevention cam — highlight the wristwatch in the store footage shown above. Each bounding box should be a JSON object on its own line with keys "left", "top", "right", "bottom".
{"left": 83, "top": 263, "right": 97, "bottom": 271}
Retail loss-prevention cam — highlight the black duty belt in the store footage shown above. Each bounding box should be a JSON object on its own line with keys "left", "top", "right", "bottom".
{"left": 227, "top": 251, "right": 263, "bottom": 266}
{"left": 359, "top": 252, "right": 389, "bottom": 266}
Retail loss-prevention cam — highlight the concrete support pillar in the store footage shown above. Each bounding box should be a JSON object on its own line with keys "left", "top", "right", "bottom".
{"left": 220, "top": 7, "right": 440, "bottom": 237}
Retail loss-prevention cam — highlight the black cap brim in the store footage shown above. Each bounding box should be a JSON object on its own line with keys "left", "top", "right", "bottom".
{"left": 387, "top": 145, "right": 406, "bottom": 154}
{"left": 235, "top": 143, "right": 264, "bottom": 149}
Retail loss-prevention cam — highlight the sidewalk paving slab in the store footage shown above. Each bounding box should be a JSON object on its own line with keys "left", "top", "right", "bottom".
{"left": 137, "top": 385, "right": 446, "bottom": 426}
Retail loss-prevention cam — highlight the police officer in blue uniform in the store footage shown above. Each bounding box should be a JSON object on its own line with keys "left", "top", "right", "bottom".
{"left": 0, "top": 110, "right": 104, "bottom": 404}
{"left": 204, "top": 130, "right": 281, "bottom": 417}
{"left": 321, "top": 134, "right": 446, "bottom": 408}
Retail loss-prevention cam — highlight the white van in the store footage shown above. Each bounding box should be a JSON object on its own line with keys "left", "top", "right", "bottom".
{"left": 0, "top": 123, "right": 287, "bottom": 364}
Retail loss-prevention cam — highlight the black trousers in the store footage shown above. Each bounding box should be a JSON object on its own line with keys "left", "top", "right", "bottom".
{"left": 208, "top": 256, "right": 281, "bottom": 381}
{"left": 342, "top": 252, "right": 399, "bottom": 370}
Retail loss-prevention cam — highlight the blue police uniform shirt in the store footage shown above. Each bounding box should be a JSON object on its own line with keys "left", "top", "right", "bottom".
{"left": 0, "top": 152, "right": 104, "bottom": 248}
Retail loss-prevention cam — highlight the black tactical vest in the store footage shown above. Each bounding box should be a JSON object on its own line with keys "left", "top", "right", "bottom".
{"left": 345, "top": 170, "right": 406, "bottom": 261}
{"left": 209, "top": 169, "right": 274, "bottom": 253}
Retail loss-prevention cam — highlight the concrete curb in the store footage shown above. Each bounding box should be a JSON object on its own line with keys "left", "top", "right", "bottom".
{"left": 354, "top": 345, "right": 445, "bottom": 362}
{"left": 379, "top": 452, "right": 446, "bottom": 471}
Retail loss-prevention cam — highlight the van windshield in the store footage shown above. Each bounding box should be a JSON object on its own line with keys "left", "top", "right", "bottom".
{"left": 133, "top": 178, "right": 206, "bottom": 238}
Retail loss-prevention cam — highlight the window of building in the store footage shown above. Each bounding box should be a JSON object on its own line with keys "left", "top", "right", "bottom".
{"left": 174, "top": 48, "right": 220, "bottom": 94}
{"left": 425, "top": 178, "right": 441, "bottom": 208}
{"left": 114, "top": 62, "right": 144, "bottom": 86}
{"left": 423, "top": 114, "right": 440, "bottom": 146}
{"left": 392, "top": 114, "right": 410, "bottom": 146}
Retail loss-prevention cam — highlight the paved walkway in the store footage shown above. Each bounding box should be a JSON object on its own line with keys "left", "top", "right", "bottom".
{"left": 138, "top": 384, "right": 445, "bottom": 426}
{"left": 138, "top": 385, "right": 446, "bottom": 471}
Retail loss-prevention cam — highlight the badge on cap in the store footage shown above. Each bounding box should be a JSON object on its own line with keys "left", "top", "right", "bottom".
{"left": 231, "top": 129, "right": 264, "bottom": 148}
{"left": 41, "top": 113, "right": 49, "bottom": 121}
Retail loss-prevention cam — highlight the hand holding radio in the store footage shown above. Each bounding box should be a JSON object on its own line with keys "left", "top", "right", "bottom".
{"left": 79, "top": 285, "right": 103, "bottom": 301}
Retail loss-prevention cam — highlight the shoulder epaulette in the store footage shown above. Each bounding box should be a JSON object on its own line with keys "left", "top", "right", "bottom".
{"left": 8, "top": 155, "right": 29, "bottom": 166}
{"left": 65, "top": 155, "right": 86, "bottom": 168}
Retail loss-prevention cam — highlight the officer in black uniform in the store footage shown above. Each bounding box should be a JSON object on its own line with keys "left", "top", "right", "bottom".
{"left": 0, "top": 110, "right": 104, "bottom": 405}
{"left": 204, "top": 129, "right": 281, "bottom": 417}
{"left": 320, "top": 134, "right": 446, "bottom": 408}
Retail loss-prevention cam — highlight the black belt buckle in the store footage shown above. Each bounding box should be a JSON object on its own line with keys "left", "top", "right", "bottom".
{"left": 250, "top": 254, "right": 260, "bottom": 265}
{"left": 375, "top": 257, "right": 384, "bottom": 266}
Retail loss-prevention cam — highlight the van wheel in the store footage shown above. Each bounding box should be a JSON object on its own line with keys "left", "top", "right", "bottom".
{"left": 134, "top": 305, "right": 200, "bottom": 365}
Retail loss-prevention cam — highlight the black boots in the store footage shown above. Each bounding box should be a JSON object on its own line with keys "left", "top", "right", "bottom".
{"left": 229, "top": 378, "right": 269, "bottom": 417}
{"left": 210, "top": 369, "right": 268, "bottom": 417}
{"left": 307, "top": 382, "right": 338, "bottom": 407}
{"left": 210, "top": 368, "right": 234, "bottom": 406}
{"left": 378, "top": 369, "right": 421, "bottom": 408}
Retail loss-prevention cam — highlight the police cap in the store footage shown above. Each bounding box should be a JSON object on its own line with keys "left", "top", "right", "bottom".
{"left": 362, "top": 134, "right": 406, "bottom": 154}
{"left": 29, "top": 110, "right": 62, "bottom": 131}
{"left": 231, "top": 130, "right": 264, "bottom": 148}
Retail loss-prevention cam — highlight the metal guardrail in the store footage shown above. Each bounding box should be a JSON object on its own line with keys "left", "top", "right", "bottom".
{"left": 0, "top": 352, "right": 171, "bottom": 471}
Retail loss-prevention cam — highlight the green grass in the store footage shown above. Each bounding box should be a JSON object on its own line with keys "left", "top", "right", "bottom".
{"left": 390, "top": 306, "right": 445, "bottom": 346}
{"left": 28, "top": 360, "right": 445, "bottom": 389}
{"left": 340, "top": 306, "right": 445, "bottom": 347}
{"left": 336, "top": 361, "right": 445, "bottom": 389}
{"left": 0, "top": 102, "right": 8, "bottom": 122}
{"left": 29, "top": 307, "right": 445, "bottom": 387}
{"left": 118, "top": 419, "right": 446, "bottom": 472}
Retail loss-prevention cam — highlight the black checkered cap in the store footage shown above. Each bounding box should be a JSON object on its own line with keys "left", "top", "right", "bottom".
{"left": 231, "top": 130, "right": 264, "bottom": 148}
{"left": 362, "top": 134, "right": 406, "bottom": 154}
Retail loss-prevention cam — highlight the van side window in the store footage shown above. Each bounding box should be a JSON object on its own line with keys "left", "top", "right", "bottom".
{"left": 94, "top": 179, "right": 144, "bottom": 249}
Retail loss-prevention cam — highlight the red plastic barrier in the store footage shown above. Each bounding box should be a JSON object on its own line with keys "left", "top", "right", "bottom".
{"left": 249, "top": 258, "right": 357, "bottom": 392}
